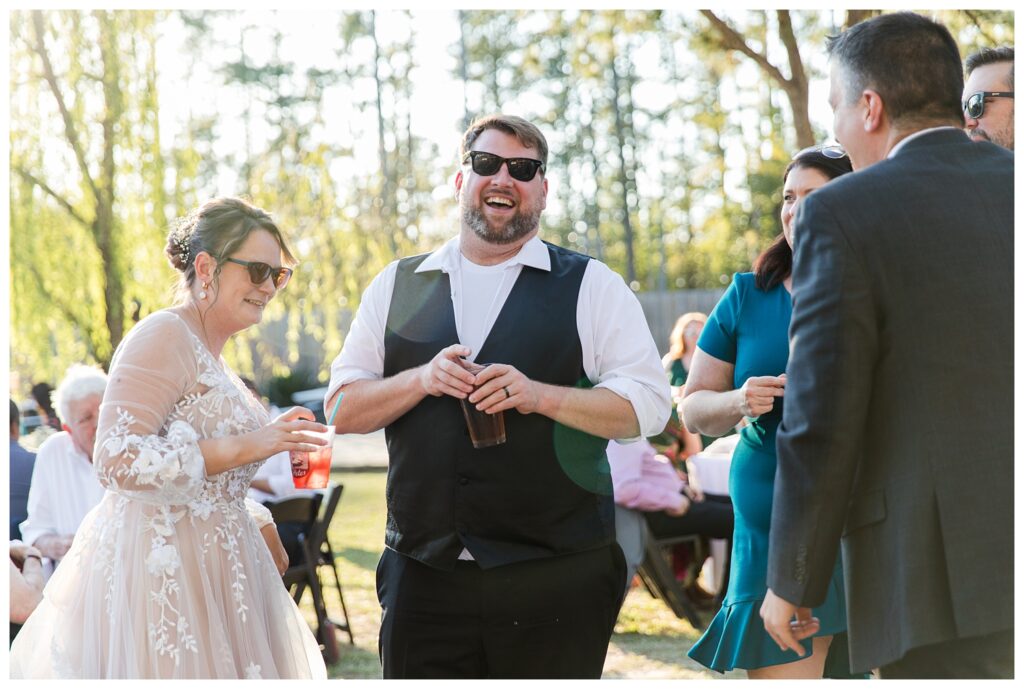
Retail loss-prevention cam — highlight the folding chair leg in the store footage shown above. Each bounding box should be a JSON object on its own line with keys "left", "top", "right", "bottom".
{"left": 326, "top": 558, "right": 354, "bottom": 644}
{"left": 639, "top": 533, "right": 705, "bottom": 630}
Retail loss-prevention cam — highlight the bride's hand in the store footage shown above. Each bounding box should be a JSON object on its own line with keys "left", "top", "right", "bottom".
{"left": 247, "top": 406, "right": 328, "bottom": 460}
{"left": 259, "top": 523, "right": 289, "bottom": 575}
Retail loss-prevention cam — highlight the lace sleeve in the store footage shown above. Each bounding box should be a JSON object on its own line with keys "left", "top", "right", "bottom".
{"left": 94, "top": 312, "right": 207, "bottom": 505}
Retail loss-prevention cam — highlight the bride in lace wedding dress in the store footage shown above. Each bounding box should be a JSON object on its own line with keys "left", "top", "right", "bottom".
{"left": 10, "top": 199, "right": 329, "bottom": 679}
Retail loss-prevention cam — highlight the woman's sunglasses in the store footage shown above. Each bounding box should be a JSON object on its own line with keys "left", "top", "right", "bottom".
{"left": 794, "top": 144, "right": 848, "bottom": 160}
{"left": 462, "top": 150, "right": 545, "bottom": 182}
{"left": 962, "top": 91, "right": 1014, "bottom": 119}
{"left": 224, "top": 257, "right": 293, "bottom": 289}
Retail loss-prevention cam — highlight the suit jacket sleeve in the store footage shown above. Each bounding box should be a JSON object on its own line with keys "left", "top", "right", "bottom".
{"left": 768, "top": 192, "right": 878, "bottom": 607}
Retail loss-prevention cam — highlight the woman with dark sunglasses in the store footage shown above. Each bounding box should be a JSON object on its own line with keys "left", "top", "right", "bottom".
{"left": 682, "top": 149, "right": 864, "bottom": 679}
{"left": 10, "top": 198, "right": 328, "bottom": 679}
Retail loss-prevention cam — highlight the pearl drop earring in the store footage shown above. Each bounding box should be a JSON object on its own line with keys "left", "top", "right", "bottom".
{"left": 199, "top": 282, "right": 208, "bottom": 300}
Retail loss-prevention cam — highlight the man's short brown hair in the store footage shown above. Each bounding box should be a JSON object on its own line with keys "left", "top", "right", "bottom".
{"left": 460, "top": 114, "right": 549, "bottom": 169}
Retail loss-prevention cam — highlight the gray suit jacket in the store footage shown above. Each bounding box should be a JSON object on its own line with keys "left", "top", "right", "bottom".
{"left": 769, "top": 128, "right": 1013, "bottom": 672}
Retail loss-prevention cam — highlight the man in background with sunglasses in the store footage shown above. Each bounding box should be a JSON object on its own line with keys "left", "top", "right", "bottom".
{"left": 761, "top": 12, "right": 1013, "bottom": 679}
{"left": 963, "top": 46, "right": 1014, "bottom": 150}
{"left": 324, "top": 114, "right": 670, "bottom": 678}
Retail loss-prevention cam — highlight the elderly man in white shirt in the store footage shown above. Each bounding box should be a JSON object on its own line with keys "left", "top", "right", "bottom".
{"left": 20, "top": 365, "right": 108, "bottom": 577}
{"left": 324, "top": 114, "right": 670, "bottom": 679}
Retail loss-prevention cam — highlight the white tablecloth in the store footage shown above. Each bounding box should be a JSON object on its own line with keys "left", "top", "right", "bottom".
{"left": 688, "top": 434, "right": 738, "bottom": 496}
{"left": 687, "top": 434, "right": 738, "bottom": 592}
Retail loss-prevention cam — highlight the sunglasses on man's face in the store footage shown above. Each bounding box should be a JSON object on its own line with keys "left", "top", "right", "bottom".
{"left": 224, "top": 257, "right": 293, "bottom": 289}
{"left": 462, "top": 150, "right": 545, "bottom": 182}
{"left": 962, "top": 91, "right": 1014, "bottom": 119}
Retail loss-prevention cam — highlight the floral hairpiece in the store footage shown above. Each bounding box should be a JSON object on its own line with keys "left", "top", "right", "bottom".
{"left": 175, "top": 231, "right": 192, "bottom": 266}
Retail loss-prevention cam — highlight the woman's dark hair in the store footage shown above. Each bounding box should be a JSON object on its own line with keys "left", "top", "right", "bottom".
{"left": 165, "top": 197, "right": 295, "bottom": 302}
{"left": 753, "top": 149, "right": 854, "bottom": 291}
{"left": 30, "top": 382, "right": 56, "bottom": 420}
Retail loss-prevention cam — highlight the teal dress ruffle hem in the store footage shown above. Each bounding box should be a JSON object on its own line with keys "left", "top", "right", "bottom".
{"left": 688, "top": 560, "right": 847, "bottom": 672}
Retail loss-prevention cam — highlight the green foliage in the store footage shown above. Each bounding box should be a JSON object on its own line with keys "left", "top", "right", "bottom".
{"left": 265, "top": 367, "right": 324, "bottom": 409}
{"left": 9, "top": 9, "right": 1013, "bottom": 393}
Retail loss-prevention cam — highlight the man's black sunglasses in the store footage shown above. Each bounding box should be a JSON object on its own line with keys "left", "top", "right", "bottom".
{"left": 962, "top": 91, "right": 1014, "bottom": 119}
{"left": 224, "top": 257, "right": 293, "bottom": 289}
{"left": 462, "top": 151, "right": 545, "bottom": 182}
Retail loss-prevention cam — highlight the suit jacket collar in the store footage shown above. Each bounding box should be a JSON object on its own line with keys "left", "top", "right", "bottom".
{"left": 887, "top": 126, "right": 970, "bottom": 158}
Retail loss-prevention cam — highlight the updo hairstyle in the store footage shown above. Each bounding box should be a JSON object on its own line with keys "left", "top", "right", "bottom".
{"left": 165, "top": 197, "right": 295, "bottom": 301}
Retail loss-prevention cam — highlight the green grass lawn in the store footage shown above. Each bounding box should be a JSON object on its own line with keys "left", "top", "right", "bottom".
{"left": 304, "top": 469, "right": 742, "bottom": 679}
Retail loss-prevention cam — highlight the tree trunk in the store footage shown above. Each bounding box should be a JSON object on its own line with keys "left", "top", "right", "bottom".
{"left": 98, "top": 10, "right": 124, "bottom": 364}
{"left": 608, "top": 45, "right": 636, "bottom": 285}
{"left": 457, "top": 10, "right": 471, "bottom": 129}
{"left": 702, "top": 10, "right": 814, "bottom": 149}
{"left": 370, "top": 11, "right": 398, "bottom": 255}
{"left": 845, "top": 10, "right": 878, "bottom": 28}
{"left": 581, "top": 113, "right": 604, "bottom": 262}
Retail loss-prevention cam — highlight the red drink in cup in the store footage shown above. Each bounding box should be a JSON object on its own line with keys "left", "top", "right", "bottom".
{"left": 291, "top": 428, "right": 335, "bottom": 489}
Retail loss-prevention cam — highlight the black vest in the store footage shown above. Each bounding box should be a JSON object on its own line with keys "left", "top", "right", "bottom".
{"left": 382, "top": 242, "right": 615, "bottom": 570}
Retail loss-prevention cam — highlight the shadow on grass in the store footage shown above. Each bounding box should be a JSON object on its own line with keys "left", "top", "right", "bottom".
{"left": 328, "top": 642, "right": 383, "bottom": 679}
{"left": 339, "top": 546, "right": 382, "bottom": 571}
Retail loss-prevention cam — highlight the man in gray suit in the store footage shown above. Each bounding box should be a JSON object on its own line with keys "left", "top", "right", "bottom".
{"left": 760, "top": 12, "right": 1013, "bottom": 678}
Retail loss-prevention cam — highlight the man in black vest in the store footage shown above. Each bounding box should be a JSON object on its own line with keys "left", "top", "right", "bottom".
{"left": 325, "top": 114, "right": 671, "bottom": 678}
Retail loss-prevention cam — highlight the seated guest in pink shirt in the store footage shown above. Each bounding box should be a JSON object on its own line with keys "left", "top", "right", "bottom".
{"left": 610, "top": 439, "right": 733, "bottom": 538}
{"left": 608, "top": 439, "right": 733, "bottom": 591}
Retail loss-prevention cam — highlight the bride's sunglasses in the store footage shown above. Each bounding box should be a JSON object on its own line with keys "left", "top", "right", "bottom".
{"left": 224, "top": 257, "right": 293, "bottom": 289}
{"left": 462, "top": 150, "right": 545, "bottom": 182}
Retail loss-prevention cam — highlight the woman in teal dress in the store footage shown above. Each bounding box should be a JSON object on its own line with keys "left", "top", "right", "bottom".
{"left": 682, "top": 147, "right": 855, "bottom": 678}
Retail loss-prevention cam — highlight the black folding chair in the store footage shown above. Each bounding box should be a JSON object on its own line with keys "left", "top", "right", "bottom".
{"left": 266, "top": 484, "right": 354, "bottom": 659}
{"left": 307, "top": 483, "right": 353, "bottom": 647}
{"left": 636, "top": 526, "right": 713, "bottom": 630}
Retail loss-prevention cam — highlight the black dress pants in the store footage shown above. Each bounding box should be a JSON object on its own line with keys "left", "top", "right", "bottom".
{"left": 376, "top": 543, "right": 627, "bottom": 679}
{"left": 642, "top": 494, "right": 734, "bottom": 540}
{"left": 878, "top": 628, "right": 1013, "bottom": 679}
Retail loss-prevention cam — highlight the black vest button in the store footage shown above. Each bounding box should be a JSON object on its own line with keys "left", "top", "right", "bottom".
{"left": 458, "top": 476, "right": 469, "bottom": 486}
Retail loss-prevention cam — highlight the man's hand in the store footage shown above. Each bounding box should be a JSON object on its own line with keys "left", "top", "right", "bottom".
{"left": 760, "top": 587, "right": 819, "bottom": 656}
{"left": 418, "top": 345, "right": 476, "bottom": 399}
{"left": 469, "top": 364, "right": 541, "bottom": 415}
{"left": 34, "top": 533, "right": 74, "bottom": 560}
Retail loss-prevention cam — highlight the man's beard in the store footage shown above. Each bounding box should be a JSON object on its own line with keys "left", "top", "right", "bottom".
{"left": 970, "top": 126, "right": 1014, "bottom": 151}
{"left": 461, "top": 198, "right": 542, "bottom": 245}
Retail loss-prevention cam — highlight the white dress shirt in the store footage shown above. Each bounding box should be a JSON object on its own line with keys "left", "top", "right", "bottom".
{"left": 326, "top": 235, "right": 671, "bottom": 438}
{"left": 19, "top": 431, "right": 107, "bottom": 574}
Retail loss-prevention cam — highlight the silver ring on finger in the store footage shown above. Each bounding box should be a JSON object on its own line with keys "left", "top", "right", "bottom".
{"left": 503, "top": 386, "right": 511, "bottom": 399}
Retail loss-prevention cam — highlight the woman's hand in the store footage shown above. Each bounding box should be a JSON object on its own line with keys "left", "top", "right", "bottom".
{"left": 243, "top": 406, "right": 328, "bottom": 461}
{"left": 202, "top": 407, "right": 330, "bottom": 476}
{"left": 736, "top": 375, "right": 786, "bottom": 418}
{"left": 260, "top": 523, "right": 289, "bottom": 576}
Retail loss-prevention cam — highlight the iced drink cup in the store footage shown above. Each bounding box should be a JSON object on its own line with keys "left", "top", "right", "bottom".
{"left": 459, "top": 362, "right": 507, "bottom": 449}
{"left": 291, "top": 428, "right": 335, "bottom": 489}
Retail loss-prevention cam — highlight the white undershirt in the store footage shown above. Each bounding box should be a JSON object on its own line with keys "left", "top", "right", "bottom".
{"left": 456, "top": 253, "right": 515, "bottom": 359}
